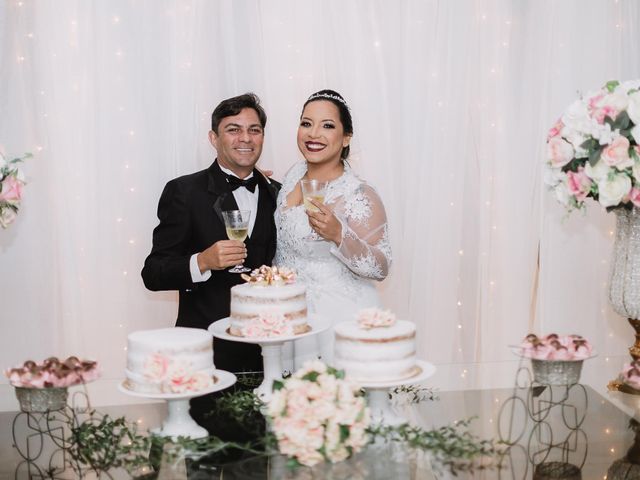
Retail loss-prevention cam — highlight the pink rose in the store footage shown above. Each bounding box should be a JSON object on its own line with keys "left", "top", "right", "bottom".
{"left": 630, "top": 188, "right": 640, "bottom": 207}
{"left": 547, "top": 118, "right": 564, "bottom": 140}
{"left": 601, "top": 136, "right": 633, "bottom": 169}
{"left": 589, "top": 91, "right": 627, "bottom": 124}
{"left": 0, "top": 175, "right": 23, "bottom": 204}
{"left": 547, "top": 137, "right": 575, "bottom": 168}
{"left": 566, "top": 168, "right": 593, "bottom": 201}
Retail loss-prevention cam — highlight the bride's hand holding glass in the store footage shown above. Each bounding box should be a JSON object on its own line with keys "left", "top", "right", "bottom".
{"left": 305, "top": 198, "right": 342, "bottom": 245}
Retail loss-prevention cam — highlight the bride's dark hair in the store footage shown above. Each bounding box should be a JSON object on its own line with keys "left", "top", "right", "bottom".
{"left": 303, "top": 89, "right": 353, "bottom": 160}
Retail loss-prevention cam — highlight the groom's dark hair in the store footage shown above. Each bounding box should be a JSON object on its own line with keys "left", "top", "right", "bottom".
{"left": 211, "top": 93, "right": 267, "bottom": 133}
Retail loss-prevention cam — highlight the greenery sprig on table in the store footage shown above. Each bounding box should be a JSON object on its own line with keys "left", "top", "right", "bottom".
{"left": 26, "top": 374, "right": 501, "bottom": 477}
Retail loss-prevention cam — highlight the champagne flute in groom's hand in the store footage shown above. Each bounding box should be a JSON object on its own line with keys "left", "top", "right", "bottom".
{"left": 222, "top": 210, "right": 251, "bottom": 273}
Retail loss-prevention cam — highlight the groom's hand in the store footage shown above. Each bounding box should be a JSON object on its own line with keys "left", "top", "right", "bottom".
{"left": 197, "top": 240, "right": 247, "bottom": 271}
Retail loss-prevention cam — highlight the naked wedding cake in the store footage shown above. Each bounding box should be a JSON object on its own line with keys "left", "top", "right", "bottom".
{"left": 124, "top": 327, "right": 216, "bottom": 394}
{"left": 334, "top": 308, "right": 418, "bottom": 382}
{"left": 229, "top": 265, "right": 310, "bottom": 338}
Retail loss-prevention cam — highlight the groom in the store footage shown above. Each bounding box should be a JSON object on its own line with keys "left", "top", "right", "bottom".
{"left": 141, "top": 93, "right": 280, "bottom": 374}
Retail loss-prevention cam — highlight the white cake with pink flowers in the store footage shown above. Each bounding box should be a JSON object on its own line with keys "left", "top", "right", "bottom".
{"left": 229, "top": 266, "right": 309, "bottom": 338}
{"left": 334, "top": 309, "right": 418, "bottom": 382}
{"left": 124, "top": 327, "right": 216, "bottom": 394}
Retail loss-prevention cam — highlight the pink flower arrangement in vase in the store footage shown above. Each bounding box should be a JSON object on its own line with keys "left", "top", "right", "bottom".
{"left": 5, "top": 356, "right": 100, "bottom": 412}
{"left": 544, "top": 79, "right": 640, "bottom": 211}
{"left": 0, "top": 147, "right": 30, "bottom": 228}
{"left": 267, "top": 360, "right": 370, "bottom": 467}
{"left": 518, "top": 334, "right": 593, "bottom": 386}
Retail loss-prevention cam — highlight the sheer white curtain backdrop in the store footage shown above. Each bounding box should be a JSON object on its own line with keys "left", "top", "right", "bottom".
{"left": 1, "top": 0, "right": 639, "bottom": 387}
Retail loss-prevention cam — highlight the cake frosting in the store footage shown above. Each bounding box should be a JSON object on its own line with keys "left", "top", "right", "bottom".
{"left": 124, "top": 327, "right": 216, "bottom": 394}
{"left": 334, "top": 309, "right": 418, "bottom": 382}
{"left": 229, "top": 266, "right": 309, "bottom": 337}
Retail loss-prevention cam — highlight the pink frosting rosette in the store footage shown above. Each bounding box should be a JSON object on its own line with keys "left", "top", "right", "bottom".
{"left": 240, "top": 312, "right": 294, "bottom": 338}
{"left": 356, "top": 308, "right": 396, "bottom": 329}
{"left": 519, "top": 333, "right": 592, "bottom": 361}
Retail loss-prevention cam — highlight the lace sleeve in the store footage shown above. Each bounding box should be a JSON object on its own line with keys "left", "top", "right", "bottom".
{"left": 330, "top": 184, "right": 391, "bottom": 280}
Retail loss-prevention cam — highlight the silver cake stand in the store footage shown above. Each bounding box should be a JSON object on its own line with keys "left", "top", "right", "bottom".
{"left": 209, "top": 315, "right": 330, "bottom": 402}
{"left": 118, "top": 369, "right": 236, "bottom": 439}
{"left": 358, "top": 360, "right": 436, "bottom": 426}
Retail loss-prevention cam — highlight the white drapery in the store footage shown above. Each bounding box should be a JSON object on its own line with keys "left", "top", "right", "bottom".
{"left": 1, "top": 0, "right": 639, "bottom": 383}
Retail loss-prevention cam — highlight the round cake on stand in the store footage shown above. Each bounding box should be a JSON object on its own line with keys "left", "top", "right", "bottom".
{"left": 209, "top": 315, "right": 330, "bottom": 402}
{"left": 334, "top": 308, "right": 436, "bottom": 425}
{"left": 209, "top": 266, "right": 330, "bottom": 402}
{"left": 119, "top": 371, "right": 236, "bottom": 439}
{"left": 118, "top": 327, "right": 236, "bottom": 439}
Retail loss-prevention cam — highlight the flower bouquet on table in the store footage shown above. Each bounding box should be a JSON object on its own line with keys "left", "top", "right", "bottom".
{"left": 517, "top": 334, "right": 593, "bottom": 386}
{"left": 545, "top": 79, "right": 640, "bottom": 212}
{"left": 0, "top": 147, "right": 30, "bottom": 228}
{"left": 267, "top": 360, "right": 370, "bottom": 467}
{"left": 4, "top": 356, "right": 100, "bottom": 412}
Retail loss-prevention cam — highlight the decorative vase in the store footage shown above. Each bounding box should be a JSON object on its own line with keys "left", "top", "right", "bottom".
{"left": 531, "top": 359, "right": 583, "bottom": 386}
{"left": 608, "top": 208, "right": 640, "bottom": 394}
{"left": 14, "top": 386, "right": 68, "bottom": 413}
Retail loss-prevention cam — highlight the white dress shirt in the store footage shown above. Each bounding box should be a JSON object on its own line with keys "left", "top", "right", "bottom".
{"left": 189, "top": 165, "right": 260, "bottom": 282}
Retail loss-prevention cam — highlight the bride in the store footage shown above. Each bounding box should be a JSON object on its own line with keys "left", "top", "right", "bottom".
{"left": 275, "top": 89, "right": 392, "bottom": 369}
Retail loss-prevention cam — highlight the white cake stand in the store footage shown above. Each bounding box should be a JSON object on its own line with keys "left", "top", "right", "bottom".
{"left": 209, "top": 315, "right": 330, "bottom": 402}
{"left": 359, "top": 360, "right": 436, "bottom": 426}
{"left": 118, "top": 369, "right": 236, "bottom": 439}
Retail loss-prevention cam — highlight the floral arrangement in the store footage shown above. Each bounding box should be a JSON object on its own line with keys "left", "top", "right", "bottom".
{"left": 620, "top": 360, "right": 640, "bottom": 390}
{"left": 241, "top": 265, "right": 296, "bottom": 286}
{"left": 356, "top": 308, "right": 396, "bottom": 329}
{"left": 240, "top": 312, "right": 293, "bottom": 338}
{"left": 267, "top": 360, "right": 370, "bottom": 467}
{"left": 5, "top": 356, "right": 100, "bottom": 388}
{"left": 519, "top": 333, "right": 593, "bottom": 361}
{"left": 143, "top": 353, "right": 214, "bottom": 394}
{"left": 0, "top": 147, "right": 30, "bottom": 228}
{"left": 545, "top": 79, "right": 640, "bottom": 211}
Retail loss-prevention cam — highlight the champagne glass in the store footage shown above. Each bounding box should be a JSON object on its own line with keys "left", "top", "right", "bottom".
{"left": 300, "top": 179, "right": 328, "bottom": 241}
{"left": 222, "top": 210, "right": 251, "bottom": 273}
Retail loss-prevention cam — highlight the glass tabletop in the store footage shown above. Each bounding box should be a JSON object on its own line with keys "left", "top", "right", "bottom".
{"left": 1, "top": 369, "right": 638, "bottom": 479}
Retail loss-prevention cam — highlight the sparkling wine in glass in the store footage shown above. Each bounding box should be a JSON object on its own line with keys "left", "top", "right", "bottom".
{"left": 301, "top": 179, "right": 328, "bottom": 212}
{"left": 300, "top": 179, "right": 329, "bottom": 240}
{"left": 222, "top": 210, "right": 251, "bottom": 273}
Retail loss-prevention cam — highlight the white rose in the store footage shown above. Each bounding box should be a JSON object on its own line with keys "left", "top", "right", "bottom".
{"left": 562, "top": 100, "right": 590, "bottom": 132}
{"left": 543, "top": 164, "right": 565, "bottom": 188}
{"left": 585, "top": 159, "right": 610, "bottom": 181}
{"left": 554, "top": 181, "right": 571, "bottom": 206}
{"left": 602, "top": 90, "right": 629, "bottom": 112}
{"left": 593, "top": 122, "right": 619, "bottom": 145}
{"left": 597, "top": 174, "right": 632, "bottom": 208}
{"left": 628, "top": 91, "right": 640, "bottom": 125}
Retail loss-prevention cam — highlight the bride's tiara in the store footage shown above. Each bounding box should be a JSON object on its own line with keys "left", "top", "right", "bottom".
{"left": 307, "top": 92, "right": 348, "bottom": 107}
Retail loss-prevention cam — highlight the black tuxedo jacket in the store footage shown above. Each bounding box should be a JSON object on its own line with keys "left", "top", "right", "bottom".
{"left": 141, "top": 160, "right": 281, "bottom": 372}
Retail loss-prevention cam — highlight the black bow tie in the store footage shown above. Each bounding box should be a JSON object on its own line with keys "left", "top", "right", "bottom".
{"left": 226, "top": 174, "right": 258, "bottom": 193}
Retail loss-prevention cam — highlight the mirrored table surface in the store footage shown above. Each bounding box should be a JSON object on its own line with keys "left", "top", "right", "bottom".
{"left": 1, "top": 380, "right": 638, "bottom": 479}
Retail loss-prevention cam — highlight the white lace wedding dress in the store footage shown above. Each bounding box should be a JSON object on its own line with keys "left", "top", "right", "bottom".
{"left": 275, "top": 161, "right": 392, "bottom": 370}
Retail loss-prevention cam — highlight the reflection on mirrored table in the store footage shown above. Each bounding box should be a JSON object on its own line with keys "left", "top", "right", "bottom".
{"left": 2, "top": 361, "right": 640, "bottom": 479}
